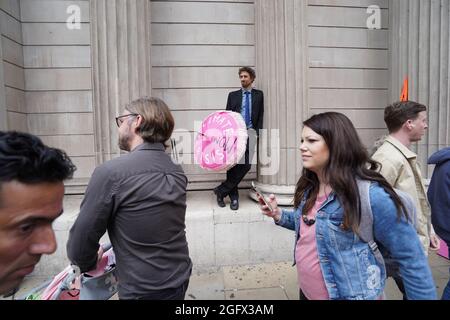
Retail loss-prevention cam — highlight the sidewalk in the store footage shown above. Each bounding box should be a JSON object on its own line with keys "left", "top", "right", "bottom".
{"left": 4, "top": 191, "right": 450, "bottom": 300}
{"left": 184, "top": 251, "right": 450, "bottom": 300}
{"left": 6, "top": 251, "right": 450, "bottom": 300}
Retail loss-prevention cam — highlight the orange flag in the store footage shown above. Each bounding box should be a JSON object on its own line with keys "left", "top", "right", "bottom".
{"left": 400, "top": 78, "right": 408, "bottom": 101}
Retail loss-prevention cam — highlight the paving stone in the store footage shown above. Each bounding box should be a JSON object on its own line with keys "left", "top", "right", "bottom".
{"left": 0, "top": 276, "right": 50, "bottom": 300}
{"left": 185, "top": 267, "right": 225, "bottom": 300}
{"left": 435, "top": 277, "right": 449, "bottom": 299}
{"left": 429, "top": 250, "right": 450, "bottom": 267}
{"left": 384, "top": 277, "right": 403, "bottom": 300}
{"left": 222, "top": 261, "right": 296, "bottom": 290}
{"left": 282, "top": 281, "right": 300, "bottom": 300}
{"left": 225, "top": 287, "right": 288, "bottom": 300}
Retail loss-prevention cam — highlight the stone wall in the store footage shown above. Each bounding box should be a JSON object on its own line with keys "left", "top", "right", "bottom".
{"left": 307, "top": 0, "right": 390, "bottom": 149}
{"left": 150, "top": 0, "right": 257, "bottom": 190}
{"left": 0, "top": 0, "right": 25, "bottom": 131}
{"left": 21, "top": 0, "right": 95, "bottom": 189}
{"left": 255, "top": 0, "right": 390, "bottom": 201}
{"left": 0, "top": 0, "right": 95, "bottom": 191}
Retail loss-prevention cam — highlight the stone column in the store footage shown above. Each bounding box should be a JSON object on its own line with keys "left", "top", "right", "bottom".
{"left": 252, "top": 0, "right": 308, "bottom": 205}
{"left": 389, "top": 0, "right": 450, "bottom": 177}
{"left": 90, "top": 0, "right": 152, "bottom": 163}
{"left": 0, "top": 38, "right": 7, "bottom": 131}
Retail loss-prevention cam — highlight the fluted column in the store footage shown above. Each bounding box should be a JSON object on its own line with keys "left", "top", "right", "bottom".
{"left": 253, "top": 0, "right": 308, "bottom": 205}
{"left": 90, "top": 0, "right": 152, "bottom": 163}
{"left": 389, "top": 0, "right": 450, "bottom": 177}
{"left": 0, "top": 38, "right": 6, "bottom": 131}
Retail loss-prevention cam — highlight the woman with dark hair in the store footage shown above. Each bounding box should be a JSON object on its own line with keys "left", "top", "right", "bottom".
{"left": 258, "top": 112, "right": 436, "bottom": 300}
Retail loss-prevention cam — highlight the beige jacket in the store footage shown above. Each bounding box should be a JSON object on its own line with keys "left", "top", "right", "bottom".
{"left": 372, "top": 136, "right": 431, "bottom": 254}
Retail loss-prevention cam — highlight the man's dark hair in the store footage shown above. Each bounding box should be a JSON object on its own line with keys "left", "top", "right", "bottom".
{"left": 239, "top": 67, "right": 256, "bottom": 80}
{"left": 0, "top": 131, "right": 76, "bottom": 185}
{"left": 384, "top": 101, "right": 427, "bottom": 133}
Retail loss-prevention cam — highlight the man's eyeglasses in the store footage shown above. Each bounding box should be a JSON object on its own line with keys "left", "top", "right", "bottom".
{"left": 115, "top": 114, "right": 138, "bottom": 127}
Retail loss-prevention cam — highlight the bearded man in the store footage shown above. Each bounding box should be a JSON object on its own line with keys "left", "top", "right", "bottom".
{"left": 67, "top": 97, "right": 192, "bottom": 300}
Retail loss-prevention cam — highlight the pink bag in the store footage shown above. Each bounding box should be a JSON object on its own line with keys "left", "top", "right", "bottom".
{"left": 437, "top": 240, "right": 449, "bottom": 259}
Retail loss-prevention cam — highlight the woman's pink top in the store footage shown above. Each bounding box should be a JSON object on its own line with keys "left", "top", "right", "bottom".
{"left": 295, "top": 194, "right": 329, "bottom": 300}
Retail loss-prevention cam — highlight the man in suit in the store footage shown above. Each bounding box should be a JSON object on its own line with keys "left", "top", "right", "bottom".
{"left": 214, "top": 67, "right": 264, "bottom": 210}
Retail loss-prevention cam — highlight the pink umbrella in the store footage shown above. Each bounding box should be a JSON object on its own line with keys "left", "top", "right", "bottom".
{"left": 195, "top": 111, "right": 248, "bottom": 171}
{"left": 23, "top": 243, "right": 117, "bottom": 300}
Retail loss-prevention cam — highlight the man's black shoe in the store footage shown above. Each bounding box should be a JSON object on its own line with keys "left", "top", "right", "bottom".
{"left": 214, "top": 189, "right": 226, "bottom": 208}
{"left": 230, "top": 199, "right": 239, "bottom": 211}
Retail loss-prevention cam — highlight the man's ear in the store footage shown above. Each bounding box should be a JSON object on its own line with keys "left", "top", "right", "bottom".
{"left": 135, "top": 115, "right": 143, "bottom": 127}
{"left": 405, "top": 119, "right": 414, "bottom": 130}
{"left": 133, "top": 115, "right": 143, "bottom": 133}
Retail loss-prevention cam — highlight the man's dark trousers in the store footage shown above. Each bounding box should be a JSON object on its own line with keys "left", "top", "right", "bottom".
{"left": 217, "top": 139, "right": 252, "bottom": 201}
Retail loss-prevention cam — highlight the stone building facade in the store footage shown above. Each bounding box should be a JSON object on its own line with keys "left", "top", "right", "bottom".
{"left": 0, "top": 0, "right": 449, "bottom": 200}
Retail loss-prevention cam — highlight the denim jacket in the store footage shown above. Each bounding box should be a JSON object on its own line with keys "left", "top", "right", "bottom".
{"left": 277, "top": 182, "right": 436, "bottom": 300}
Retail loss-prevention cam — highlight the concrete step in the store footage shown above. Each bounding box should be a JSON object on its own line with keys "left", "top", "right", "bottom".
{"left": 32, "top": 191, "right": 294, "bottom": 277}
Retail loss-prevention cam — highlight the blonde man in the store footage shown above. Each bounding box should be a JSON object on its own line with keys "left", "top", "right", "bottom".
{"left": 68, "top": 97, "right": 192, "bottom": 300}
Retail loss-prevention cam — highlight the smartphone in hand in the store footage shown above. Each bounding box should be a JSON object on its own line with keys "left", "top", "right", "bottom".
{"left": 251, "top": 182, "right": 273, "bottom": 212}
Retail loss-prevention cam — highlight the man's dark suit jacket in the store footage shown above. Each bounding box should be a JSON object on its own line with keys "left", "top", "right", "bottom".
{"left": 226, "top": 89, "right": 264, "bottom": 134}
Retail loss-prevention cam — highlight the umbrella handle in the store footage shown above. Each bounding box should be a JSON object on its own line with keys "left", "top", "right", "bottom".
{"left": 101, "top": 242, "right": 112, "bottom": 252}
{"left": 50, "top": 268, "right": 78, "bottom": 300}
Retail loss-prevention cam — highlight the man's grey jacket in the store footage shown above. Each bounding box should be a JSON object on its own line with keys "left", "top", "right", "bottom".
{"left": 67, "top": 142, "right": 192, "bottom": 300}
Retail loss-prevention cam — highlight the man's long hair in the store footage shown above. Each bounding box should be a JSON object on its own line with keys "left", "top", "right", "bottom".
{"left": 125, "top": 97, "right": 175, "bottom": 147}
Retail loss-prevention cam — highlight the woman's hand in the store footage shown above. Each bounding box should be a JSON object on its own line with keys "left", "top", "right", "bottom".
{"left": 257, "top": 193, "right": 282, "bottom": 222}
{"left": 429, "top": 233, "right": 441, "bottom": 251}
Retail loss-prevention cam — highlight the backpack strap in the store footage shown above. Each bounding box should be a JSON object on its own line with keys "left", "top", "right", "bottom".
{"left": 356, "top": 179, "right": 385, "bottom": 267}
{"left": 393, "top": 188, "right": 418, "bottom": 229}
